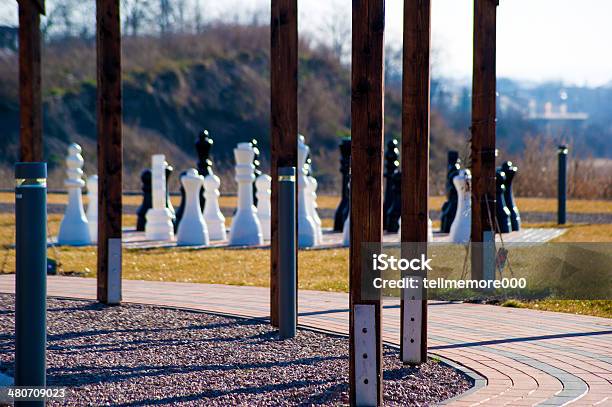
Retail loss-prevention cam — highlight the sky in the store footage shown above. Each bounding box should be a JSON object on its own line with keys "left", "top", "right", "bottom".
{"left": 1, "top": 0, "right": 611, "bottom": 86}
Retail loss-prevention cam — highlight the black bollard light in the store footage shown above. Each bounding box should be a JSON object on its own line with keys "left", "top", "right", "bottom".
{"left": 557, "top": 145, "right": 568, "bottom": 225}
{"left": 15, "top": 162, "right": 47, "bottom": 406}
{"left": 278, "top": 167, "right": 297, "bottom": 339}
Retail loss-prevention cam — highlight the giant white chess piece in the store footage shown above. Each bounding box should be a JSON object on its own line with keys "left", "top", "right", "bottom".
{"left": 229, "top": 143, "right": 263, "bottom": 246}
{"left": 297, "top": 136, "right": 317, "bottom": 247}
{"left": 308, "top": 175, "right": 323, "bottom": 244}
{"left": 176, "top": 169, "right": 209, "bottom": 246}
{"left": 256, "top": 174, "right": 272, "bottom": 241}
{"left": 57, "top": 143, "right": 91, "bottom": 245}
{"left": 145, "top": 154, "right": 175, "bottom": 241}
{"left": 449, "top": 169, "right": 472, "bottom": 244}
{"left": 203, "top": 173, "right": 227, "bottom": 241}
{"left": 86, "top": 175, "right": 98, "bottom": 244}
{"left": 342, "top": 213, "right": 350, "bottom": 247}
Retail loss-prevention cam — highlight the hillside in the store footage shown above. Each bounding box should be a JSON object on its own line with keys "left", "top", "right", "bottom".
{"left": 0, "top": 24, "right": 464, "bottom": 193}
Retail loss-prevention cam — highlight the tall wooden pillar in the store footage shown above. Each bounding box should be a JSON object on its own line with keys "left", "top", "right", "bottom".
{"left": 401, "top": 0, "right": 430, "bottom": 365}
{"left": 18, "top": 0, "right": 44, "bottom": 162}
{"left": 270, "top": 0, "right": 298, "bottom": 327}
{"left": 96, "top": 0, "right": 122, "bottom": 304}
{"left": 471, "top": 0, "right": 498, "bottom": 281}
{"left": 350, "top": 0, "right": 385, "bottom": 405}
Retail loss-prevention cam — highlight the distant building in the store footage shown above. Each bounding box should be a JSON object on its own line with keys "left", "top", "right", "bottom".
{"left": 0, "top": 26, "right": 18, "bottom": 52}
{"left": 525, "top": 92, "right": 588, "bottom": 139}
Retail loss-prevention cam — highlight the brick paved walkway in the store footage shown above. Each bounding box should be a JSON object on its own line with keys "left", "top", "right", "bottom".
{"left": 0, "top": 275, "right": 610, "bottom": 406}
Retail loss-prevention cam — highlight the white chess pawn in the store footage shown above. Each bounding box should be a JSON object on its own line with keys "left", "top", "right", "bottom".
{"left": 449, "top": 169, "right": 472, "bottom": 244}
{"left": 145, "top": 154, "right": 175, "bottom": 241}
{"left": 297, "top": 136, "right": 317, "bottom": 247}
{"left": 86, "top": 175, "right": 98, "bottom": 244}
{"left": 256, "top": 174, "right": 272, "bottom": 241}
{"left": 308, "top": 175, "right": 323, "bottom": 244}
{"left": 176, "top": 169, "right": 209, "bottom": 246}
{"left": 58, "top": 143, "right": 91, "bottom": 245}
{"left": 229, "top": 143, "right": 263, "bottom": 246}
{"left": 203, "top": 173, "right": 227, "bottom": 241}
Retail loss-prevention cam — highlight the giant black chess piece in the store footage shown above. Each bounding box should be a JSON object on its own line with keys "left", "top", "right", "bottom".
{"left": 440, "top": 151, "right": 461, "bottom": 233}
{"left": 174, "top": 170, "right": 188, "bottom": 233}
{"left": 501, "top": 161, "right": 521, "bottom": 231}
{"left": 383, "top": 139, "right": 400, "bottom": 231}
{"left": 495, "top": 168, "right": 512, "bottom": 233}
{"left": 195, "top": 129, "right": 214, "bottom": 211}
{"left": 333, "top": 138, "right": 351, "bottom": 232}
{"left": 386, "top": 170, "right": 402, "bottom": 233}
{"left": 165, "top": 163, "right": 176, "bottom": 229}
{"left": 136, "top": 169, "right": 152, "bottom": 232}
{"left": 251, "top": 138, "right": 262, "bottom": 205}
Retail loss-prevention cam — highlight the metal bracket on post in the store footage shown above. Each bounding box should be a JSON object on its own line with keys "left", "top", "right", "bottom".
{"left": 107, "top": 238, "right": 122, "bottom": 304}
{"left": 354, "top": 304, "right": 377, "bottom": 406}
{"left": 402, "top": 276, "right": 423, "bottom": 363}
{"left": 483, "top": 231, "right": 496, "bottom": 282}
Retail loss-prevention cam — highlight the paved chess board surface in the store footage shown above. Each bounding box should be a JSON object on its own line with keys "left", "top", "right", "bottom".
{"left": 48, "top": 227, "right": 566, "bottom": 250}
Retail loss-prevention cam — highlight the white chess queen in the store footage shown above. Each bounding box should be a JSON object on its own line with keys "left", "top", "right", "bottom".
{"left": 176, "top": 169, "right": 210, "bottom": 246}
{"left": 57, "top": 143, "right": 91, "bottom": 246}
{"left": 449, "top": 169, "right": 472, "bottom": 244}
{"left": 297, "top": 135, "right": 317, "bottom": 247}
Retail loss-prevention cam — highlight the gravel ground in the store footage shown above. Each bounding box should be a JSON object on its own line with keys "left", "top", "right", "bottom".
{"left": 0, "top": 295, "right": 470, "bottom": 406}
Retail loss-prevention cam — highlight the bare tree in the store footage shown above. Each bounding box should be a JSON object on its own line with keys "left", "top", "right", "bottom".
{"left": 123, "top": 0, "right": 150, "bottom": 37}
{"left": 319, "top": 0, "right": 351, "bottom": 61}
{"left": 158, "top": 0, "right": 173, "bottom": 36}
{"left": 175, "top": 0, "right": 187, "bottom": 33}
{"left": 193, "top": 0, "right": 205, "bottom": 33}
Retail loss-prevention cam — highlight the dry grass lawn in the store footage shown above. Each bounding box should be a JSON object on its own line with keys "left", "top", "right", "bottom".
{"left": 1, "top": 192, "right": 610, "bottom": 214}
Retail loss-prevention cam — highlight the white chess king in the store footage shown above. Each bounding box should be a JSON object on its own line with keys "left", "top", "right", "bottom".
{"left": 449, "top": 169, "right": 472, "bottom": 244}
{"left": 229, "top": 143, "right": 263, "bottom": 246}
{"left": 145, "top": 154, "right": 175, "bottom": 241}
{"left": 203, "top": 173, "right": 227, "bottom": 241}
{"left": 57, "top": 143, "right": 91, "bottom": 246}
{"left": 176, "top": 169, "right": 209, "bottom": 246}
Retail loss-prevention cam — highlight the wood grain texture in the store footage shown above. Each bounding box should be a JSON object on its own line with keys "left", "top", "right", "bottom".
{"left": 350, "top": 0, "right": 385, "bottom": 404}
{"left": 470, "top": 0, "right": 497, "bottom": 280}
{"left": 401, "top": 0, "right": 431, "bottom": 364}
{"left": 96, "top": 0, "right": 123, "bottom": 303}
{"left": 270, "top": 0, "right": 298, "bottom": 327}
{"left": 18, "top": 0, "right": 43, "bottom": 162}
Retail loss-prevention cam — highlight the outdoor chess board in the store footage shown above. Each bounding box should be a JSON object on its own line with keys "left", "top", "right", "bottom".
{"left": 48, "top": 227, "right": 566, "bottom": 251}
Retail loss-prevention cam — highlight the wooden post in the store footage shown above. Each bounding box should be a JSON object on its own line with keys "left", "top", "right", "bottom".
{"left": 401, "top": 0, "right": 430, "bottom": 365}
{"left": 270, "top": 0, "right": 298, "bottom": 327}
{"left": 18, "top": 0, "right": 44, "bottom": 162}
{"left": 471, "top": 0, "right": 498, "bottom": 281}
{"left": 350, "top": 0, "right": 385, "bottom": 405}
{"left": 96, "top": 0, "right": 122, "bottom": 304}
